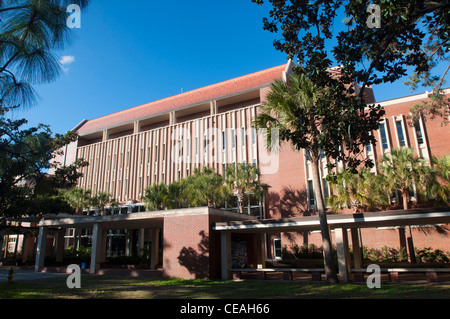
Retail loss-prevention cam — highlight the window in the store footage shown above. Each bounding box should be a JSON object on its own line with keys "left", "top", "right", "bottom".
{"left": 395, "top": 119, "right": 406, "bottom": 147}
{"left": 305, "top": 149, "right": 311, "bottom": 161}
{"left": 379, "top": 123, "right": 389, "bottom": 151}
{"left": 203, "top": 132, "right": 208, "bottom": 157}
{"left": 222, "top": 131, "right": 226, "bottom": 151}
{"left": 322, "top": 179, "right": 330, "bottom": 202}
{"left": 231, "top": 129, "right": 236, "bottom": 149}
{"left": 365, "top": 142, "right": 372, "bottom": 153}
{"left": 186, "top": 137, "right": 191, "bottom": 158}
{"left": 320, "top": 149, "right": 325, "bottom": 159}
{"left": 414, "top": 121, "right": 424, "bottom": 145}
{"left": 273, "top": 238, "right": 282, "bottom": 259}
{"left": 241, "top": 127, "right": 246, "bottom": 147}
{"left": 195, "top": 136, "right": 199, "bottom": 156}
{"left": 308, "top": 180, "right": 315, "bottom": 207}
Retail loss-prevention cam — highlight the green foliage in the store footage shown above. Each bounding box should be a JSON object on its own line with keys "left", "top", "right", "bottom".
{"left": 282, "top": 244, "right": 324, "bottom": 260}
{"left": 63, "top": 246, "right": 91, "bottom": 259}
{"left": 253, "top": 0, "right": 449, "bottom": 124}
{"left": 142, "top": 166, "right": 269, "bottom": 213}
{"left": 424, "top": 155, "right": 450, "bottom": 205}
{"left": 59, "top": 187, "right": 92, "bottom": 214}
{"left": 186, "top": 167, "right": 229, "bottom": 208}
{"left": 142, "top": 167, "right": 229, "bottom": 211}
{"left": 362, "top": 246, "right": 409, "bottom": 263}
{"left": 0, "top": 1, "right": 91, "bottom": 224}
{"left": 380, "top": 147, "right": 427, "bottom": 209}
{"left": 0, "top": 0, "right": 90, "bottom": 110}
{"left": 327, "top": 148, "right": 450, "bottom": 213}
{"left": 327, "top": 167, "right": 389, "bottom": 213}
{"left": 225, "top": 163, "right": 269, "bottom": 214}
{"left": 416, "top": 247, "right": 450, "bottom": 264}
{"left": 0, "top": 108, "right": 88, "bottom": 222}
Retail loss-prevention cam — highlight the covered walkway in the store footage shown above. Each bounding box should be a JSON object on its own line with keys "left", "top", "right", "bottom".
{"left": 214, "top": 207, "right": 450, "bottom": 282}
{"left": 34, "top": 207, "right": 254, "bottom": 279}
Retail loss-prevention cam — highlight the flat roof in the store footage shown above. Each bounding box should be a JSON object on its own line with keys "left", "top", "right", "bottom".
{"left": 38, "top": 207, "right": 256, "bottom": 230}
{"left": 213, "top": 207, "right": 450, "bottom": 233}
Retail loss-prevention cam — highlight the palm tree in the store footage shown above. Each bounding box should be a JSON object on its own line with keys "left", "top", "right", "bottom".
{"left": 167, "top": 179, "right": 192, "bottom": 209}
{"left": 225, "top": 163, "right": 269, "bottom": 214}
{"left": 423, "top": 155, "right": 450, "bottom": 205}
{"left": 379, "top": 148, "right": 425, "bottom": 210}
{"left": 253, "top": 72, "right": 340, "bottom": 283}
{"left": 59, "top": 187, "right": 91, "bottom": 256}
{"left": 90, "top": 192, "right": 116, "bottom": 216}
{"left": 328, "top": 168, "right": 388, "bottom": 213}
{"left": 143, "top": 183, "right": 170, "bottom": 211}
{"left": 186, "top": 167, "right": 229, "bottom": 208}
{"left": 60, "top": 187, "right": 92, "bottom": 214}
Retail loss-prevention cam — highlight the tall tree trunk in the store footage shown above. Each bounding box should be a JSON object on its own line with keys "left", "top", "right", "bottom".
{"left": 310, "top": 157, "right": 339, "bottom": 283}
{"left": 402, "top": 189, "right": 409, "bottom": 210}
{"left": 237, "top": 192, "right": 245, "bottom": 214}
{"left": 406, "top": 225, "right": 417, "bottom": 264}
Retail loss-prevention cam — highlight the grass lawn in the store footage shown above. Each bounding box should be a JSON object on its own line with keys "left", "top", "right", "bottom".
{"left": 0, "top": 275, "right": 449, "bottom": 299}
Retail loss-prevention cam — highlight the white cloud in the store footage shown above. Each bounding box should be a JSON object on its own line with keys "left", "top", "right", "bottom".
{"left": 59, "top": 55, "right": 76, "bottom": 73}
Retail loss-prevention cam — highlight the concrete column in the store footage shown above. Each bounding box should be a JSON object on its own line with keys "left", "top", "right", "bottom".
{"left": 90, "top": 223, "right": 103, "bottom": 274}
{"left": 102, "top": 129, "right": 109, "bottom": 142}
{"left": 210, "top": 100, "right": 218, "bottom": 115}
{"left": 138, "top": 228, "right": 145, "bottom": 257}
{"left": 125, "top": 230, "right": 131, "bottom": 257}
{"left": 101, "top": 231, "right": 107, "bottom": 263}
{"left": 256, "top": 233, "right": 266, "bottom": 269}
{"left": 169, "top": 112, "right": 177, "bottom": 125}
{"left": 55, "top": 228, "right": 66, "bottom": 264}
{"left": 151, "top": 228, "right": 160, "bottom": 269}
{"left": 0, "top": 231, "right": 5, "bottom": 261}
{"left": 350, "top": 228, "right": 362, "bottom": 269}
{"left": 335, "top": 227, "right": 350, "bottom": 283}
{"left": 134, "top": 121, "right": 141, "bottom": 134}
{"left": 221, "top": 231, "right": 231, "bottom": 280}
{"left": 35, "top": 227, "right": 48, "bottom": 272}
{"left": 21, "top": 236, "right": 32, "bottom": 264}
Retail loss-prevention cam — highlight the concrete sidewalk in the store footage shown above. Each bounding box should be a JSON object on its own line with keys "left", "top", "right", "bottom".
{"left": 0, "top": 268, "right": 67, "bottom": 282}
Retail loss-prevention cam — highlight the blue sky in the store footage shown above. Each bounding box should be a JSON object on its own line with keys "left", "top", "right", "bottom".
{"left": 15, "top": 0, "right": 450, "bottom": 135}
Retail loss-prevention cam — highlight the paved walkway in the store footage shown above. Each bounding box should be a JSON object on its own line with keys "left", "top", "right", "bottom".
{"left": 0, "top": 269, "right": 67, "bottom": 282}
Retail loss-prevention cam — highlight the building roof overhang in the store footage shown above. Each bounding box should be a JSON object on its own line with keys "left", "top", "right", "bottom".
{"left": 76, "top": 62, "right": 293, "bottom": 136}
{"left": 37, "top": 207, "right": 256, "bottom": 230}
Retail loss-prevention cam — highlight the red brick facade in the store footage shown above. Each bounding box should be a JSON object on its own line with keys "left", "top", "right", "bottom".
{"left": 162, "top": 209, "right": 253, "bottom": 280}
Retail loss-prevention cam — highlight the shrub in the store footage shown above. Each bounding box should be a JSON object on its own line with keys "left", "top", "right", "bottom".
{"left": 362, "top": 246, "right": 408, "bottom": 263}
{"left": 416, "top": 247, "right": 450, "bottom": 263}
{"left": 282, "top": 244, "right": 324, "bottom": 260}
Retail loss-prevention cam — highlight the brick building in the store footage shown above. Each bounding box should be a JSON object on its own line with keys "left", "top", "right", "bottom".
{"left": 23, "top": 62, "right": 450, "bottom": 280}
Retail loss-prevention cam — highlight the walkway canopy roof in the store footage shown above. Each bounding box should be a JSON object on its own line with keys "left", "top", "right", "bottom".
{"left": 213, "top": 207, "right": 450, "bottom": 233}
